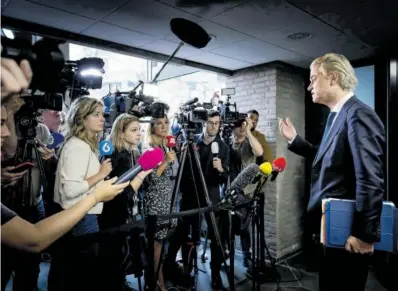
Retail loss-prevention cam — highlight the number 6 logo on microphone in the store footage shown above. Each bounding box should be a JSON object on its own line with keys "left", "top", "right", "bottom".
{"left": 99, "top": 140, "right": 114, "bottom": 157}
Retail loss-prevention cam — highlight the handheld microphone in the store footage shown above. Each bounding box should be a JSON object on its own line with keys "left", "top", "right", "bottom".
{"left": 270, "top": 157, "right": 287, "bottom": 181}
{"left": 47, "top": 132, "right": 64, "bottom": 149}
{"left": 166, "top": 135, "right": 176, "bottom": 152}
{"left": 114, "top": 147, "right": 164, "bottom": 184}
{"left": 221, "top": 163, "right": 259, "bottom": 204}
{"left": 211, "top": 142, "right": 219, "bottom": 160}
{"left": 181, "top": 97, "right": 198, "bottom": 107}
{"left": 99, "top": 140, "right": 114, "bottom": 159}
{"left": 251, "top": 162, "right": 272, "bottom": 184}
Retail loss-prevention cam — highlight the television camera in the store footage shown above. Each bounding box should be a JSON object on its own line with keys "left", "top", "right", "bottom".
{"left": 1, "top": 36, "right": 105, "bottom": 110}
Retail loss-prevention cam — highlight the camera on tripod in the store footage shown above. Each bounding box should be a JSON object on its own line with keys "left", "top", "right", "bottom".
{"left": 108, "top": 81, "right": 168, "bottom": 120}
{"left": 218, "top": 88, "right": 247, "bottom": 145}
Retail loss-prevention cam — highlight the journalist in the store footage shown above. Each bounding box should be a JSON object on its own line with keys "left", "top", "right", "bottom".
{"left": 230, "top": 117, "right": 263, "bottom": 270}
{"left": 0, "top": 62, "right": 130, "bottom": 255}
{"left": 279, "top": 53, "right": 385, "bottom": 291}
{"left": 164, "top": 110, "right": 230, "bottom": 289}
{"left": 48, "top": 97, "right": 113, "bottom": 290}
{"left": 247, "top": 109, "right": 273, "bottom": 164}
{"left": 142, "top": 113, "right": 177, "bottom": 291}
{"left": 98, "top": 113, "right": 152, "bottom": 291}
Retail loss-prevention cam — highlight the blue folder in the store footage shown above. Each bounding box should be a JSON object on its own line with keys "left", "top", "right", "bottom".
{"left": 321, "top": 198, "right": 398, "bottom": 253}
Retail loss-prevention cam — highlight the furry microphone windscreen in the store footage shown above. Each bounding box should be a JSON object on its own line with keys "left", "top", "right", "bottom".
{"left": 138, "top": 147, "right": 165, "bottom": 170}
{"left": 230, "top": 163, "right": 259, "bottom": 190}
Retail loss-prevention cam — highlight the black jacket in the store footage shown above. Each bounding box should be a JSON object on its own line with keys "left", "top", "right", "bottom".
{"left": 288, "top": 96, "right": 385, "bottom": 243}
{"left": 180, "top": 134, "right": 230, "bottom": 206}
{"left": 98, "top": 149, "right": 139, "bottom": 230}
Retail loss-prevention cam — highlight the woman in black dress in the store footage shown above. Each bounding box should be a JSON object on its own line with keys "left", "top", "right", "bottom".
{"left": 98, "top": 113, "right": 152, "bottom": 290}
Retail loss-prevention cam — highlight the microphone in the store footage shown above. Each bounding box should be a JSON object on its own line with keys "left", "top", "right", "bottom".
{"left": 270, "top": 157, "right": 287, "bottom": 181}
{"left": 114, "top": 147, "right": 164, "bottom": 184}
{"left": 166, "top": 135, "right": 176, "bottom": 152}
{"left": 99, "top": 140, "right": 114, "bottom": 159}
{"left": 47, "top": 132, "right": 64, "bottom": 149}
{"left": 181, "top": 97, "right": 198, "bottom": 107}
{"left": 220, "top": 163, "right": 259, "bottom": 205}
{"left": 251, "top": 162, "right": 272, "bottom": 184}
{"left": 211, "top": 142, "right": 219, "bottom": 160}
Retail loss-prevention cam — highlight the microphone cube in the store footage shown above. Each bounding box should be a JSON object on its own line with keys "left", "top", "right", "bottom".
{"left": 321, "top": 198, "right": 398, "bottom": 253}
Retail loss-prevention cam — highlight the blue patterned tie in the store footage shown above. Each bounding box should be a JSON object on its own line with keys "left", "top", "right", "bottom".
{"left": 320, "top": 112, "right": 337, "bottom": 146}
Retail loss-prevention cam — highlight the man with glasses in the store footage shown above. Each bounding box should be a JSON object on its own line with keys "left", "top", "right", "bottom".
{"left": 165, "top": 110, "right": 230, "bottom": 290}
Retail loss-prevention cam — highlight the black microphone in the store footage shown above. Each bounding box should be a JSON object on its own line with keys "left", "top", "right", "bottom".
{"left": 181, "top": 97, "right": 198, "bottom": 107}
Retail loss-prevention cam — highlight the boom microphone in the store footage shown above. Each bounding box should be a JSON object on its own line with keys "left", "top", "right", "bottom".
{"left": 270, "top": 157, "right": 287, "bottom": 181}
{"left": 114, "top": 147, "right": 164, "bottom": 184}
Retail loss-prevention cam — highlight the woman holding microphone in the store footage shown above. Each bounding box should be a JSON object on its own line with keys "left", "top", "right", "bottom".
{"left": 98, "top": 113, "right": 152, "bottom": 290}
{"left": 49, "top": 97, "right": 114, "bottom": 291}
{"left": 143, "top": 114, "right": 177, "bottom": 291}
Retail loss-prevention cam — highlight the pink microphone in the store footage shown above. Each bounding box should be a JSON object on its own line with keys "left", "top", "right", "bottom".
{"left": 114, "top": 147, "right": 164, "bottom": 184}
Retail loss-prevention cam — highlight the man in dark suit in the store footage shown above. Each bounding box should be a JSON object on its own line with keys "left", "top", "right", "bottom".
{"left": 279, "top": 53, "right": 385, "bottom": 291}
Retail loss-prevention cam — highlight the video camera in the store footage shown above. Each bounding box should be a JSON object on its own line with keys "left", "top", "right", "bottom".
{"left": 176, "top": 98, "right": 213, "bottom": 125}
{"left": 217, "top": 88, "right": 247, "bottom": 145}
{"left": 110, "top": 81, "right": 168, "bottom": 120}
{"left": 1, "top": 36, "right": 105, "bottom": 110}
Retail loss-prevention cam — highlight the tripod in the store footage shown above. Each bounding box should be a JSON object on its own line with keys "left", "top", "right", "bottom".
{"left": 152, "top": 125, "right": 233, "bottom": 291}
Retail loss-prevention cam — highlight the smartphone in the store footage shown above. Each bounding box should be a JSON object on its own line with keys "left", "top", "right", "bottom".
{"left": 9, "top": 162, "right": 35, "bottom": 173}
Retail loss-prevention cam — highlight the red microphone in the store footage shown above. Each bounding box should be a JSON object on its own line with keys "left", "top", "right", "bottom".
{"left": 166, "top": 135, "right": 176, "bottom": 152}
{"left": 270, "top": 157, "right": 287, "bottom": 181}
{"left": 114, "top": 147, "right": 164, "bottom": 184}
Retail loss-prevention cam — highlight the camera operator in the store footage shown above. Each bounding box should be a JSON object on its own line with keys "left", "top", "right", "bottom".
{"left": 0, "top": 56, "right": 130, "bottom": 290}
{"left": 1, "top": 72, "right": 56, "bottom": 291}
{"left": 230, "top": 117, "right": 263, "bottom": 271}
{"left": 98, "top": 113, "right": 152, "bottom": 291}
{"left": 247, "top": 109, "right": 273, "bottom": 163}
{"left": 164, "top": 110, "right": 230, "bottom": 289}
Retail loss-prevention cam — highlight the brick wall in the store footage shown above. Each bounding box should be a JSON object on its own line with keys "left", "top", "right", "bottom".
{"left": 226, "top": 62, "right": 306, "bottom": 259}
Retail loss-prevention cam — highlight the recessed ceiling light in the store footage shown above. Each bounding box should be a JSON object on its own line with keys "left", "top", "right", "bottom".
{"left": 287, "top": 32, "right": 312, "bottom": 40}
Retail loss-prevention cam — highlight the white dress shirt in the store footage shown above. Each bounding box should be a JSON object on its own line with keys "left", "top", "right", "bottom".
{"left": 288, "top": 92, "right": 354, "bottom": 144}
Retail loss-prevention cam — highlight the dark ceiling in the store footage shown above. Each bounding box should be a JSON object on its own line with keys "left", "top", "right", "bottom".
{"left": 1, "top": 0, "right": 397, "bottom": 73}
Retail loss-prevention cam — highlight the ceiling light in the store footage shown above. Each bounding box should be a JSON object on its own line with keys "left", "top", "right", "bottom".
{"left": 2, "top": 29, "right": 14, "bottom": 39}
{"left": 287, "top": 32, "right": 312, "bottom": 40}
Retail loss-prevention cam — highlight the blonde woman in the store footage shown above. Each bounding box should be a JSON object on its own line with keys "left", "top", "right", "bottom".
{"left": 98, "top": 113, "right": 152, "bottom": 290}
{"left": 49, "top": 97, "right": 113, "bottom": 291}
{"left": 143, "top": 114, "right": 177, "bottom": 291}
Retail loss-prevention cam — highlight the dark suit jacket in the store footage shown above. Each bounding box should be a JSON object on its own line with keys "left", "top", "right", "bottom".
{"left": 289, "top": 96, "right": 385, "bottom": 243}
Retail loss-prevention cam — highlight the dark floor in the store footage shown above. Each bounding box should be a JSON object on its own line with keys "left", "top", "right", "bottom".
{"left": 6, "top": 250, "right": 387, "bottom": 291}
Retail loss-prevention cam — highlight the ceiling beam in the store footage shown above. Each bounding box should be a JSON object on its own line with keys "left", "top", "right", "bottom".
{"left": 1, "top": 16, "right": 233, "bottom": 76}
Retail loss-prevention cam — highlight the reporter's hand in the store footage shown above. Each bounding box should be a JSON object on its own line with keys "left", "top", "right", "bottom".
{"left": 1, "top": 57, "right": 32, "bottom": 100}
{"left": 245, "top": 117, "right": 253, "bottom": 133}
{"left": 166, "top": 151, "right": 176, "bottom": 163}
{"left": 279, "top": 117, "right": 297, "bottom": 142}
{"left": 99, "top": 158, "right": 112, "bottom": 178}
{"left": 37, "top": 145, "right": 55, "bottom": 160}
{"left": 93, "top": 177, "right": 129, "bottom": 202}
{"left": 213, "top": 158, "right": 223, "bottom": 173}
{"left": 1, "top": 166, "right": 27, "bottom": 182}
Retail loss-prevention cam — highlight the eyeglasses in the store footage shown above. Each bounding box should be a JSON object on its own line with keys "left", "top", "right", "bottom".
{"left": 207, "top": 121, "right": 220, "bottom": 127}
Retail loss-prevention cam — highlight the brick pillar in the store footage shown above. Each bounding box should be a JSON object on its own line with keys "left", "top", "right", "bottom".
{"left": 226, "top": 62, "right": 306, "bottom": 259}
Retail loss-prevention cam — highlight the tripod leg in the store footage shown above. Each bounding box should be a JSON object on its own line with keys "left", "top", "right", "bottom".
{"left": 155, "top": 146, "right": 188, "bottom": 282}
{"left": 190, "top": 147, "right": 233, "bottom": 288}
